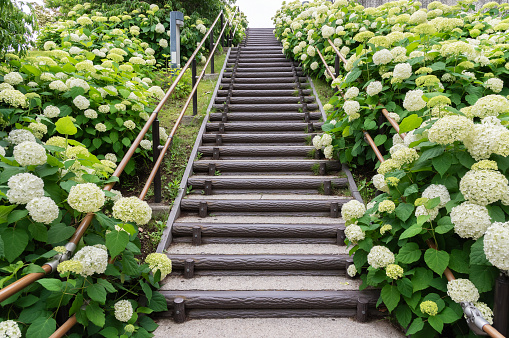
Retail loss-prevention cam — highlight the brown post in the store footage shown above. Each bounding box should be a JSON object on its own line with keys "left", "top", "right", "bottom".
{"left": 184, "top": 259, "right": 195, "bottom": 279}
{"left": 304, "top": 112, "right": 310, "bottom": 123}
{"left": 213, "top": 147, "right": 220, "bottom": 160}
{"left": 330, "top": 202, "right": 339, "bottom": 218}
{"left": 307, "top": 123, "right": 314, "bottom": 133}
{"left": 204, "top": 181, "right": 212, "bottom": 196}
{"left": 208, "top": 163, "right": 216, "bottom": 176}
{"left": 323, "top": 180, "right": 332, "bottom": 195}
{"left": 219, "top": 122, "right": 225, "bottom": 133}
{"left": 494, "top": 274, "right": 509, "bottom": 336}
{"left": 215, "top": 134, "right": 223, "bottom": 146}
{"left": 319, "top": 162, "right": 326, "bottom": 175}
{"left": 222, "top": 112, "right": 228, "bottom": 123}
{"left": 356, "top": 297, "right": 369, "bottom": 322}
{"left": 192, "top": 226, "right": 202, "bottom": 245}
{"left": 337, "top": 228, "right": 346, "bottom": 245}
{"left": 199, "top": 202, "right": 208, "bottom": 218}
{"left": 173, "top": 297, "right": 186, "bottom": 323}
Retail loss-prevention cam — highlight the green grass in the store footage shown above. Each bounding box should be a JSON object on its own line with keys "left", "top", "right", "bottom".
{"left": 311, "top": 76, "right": 335, "bottom": 108}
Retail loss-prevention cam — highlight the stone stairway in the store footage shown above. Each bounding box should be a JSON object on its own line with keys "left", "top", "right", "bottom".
{"left": 155, "top": 28, "right": 384, "bottom": 324}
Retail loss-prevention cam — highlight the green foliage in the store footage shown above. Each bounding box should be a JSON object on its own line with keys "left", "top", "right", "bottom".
{"left": 0, "top": 0, "right": 38, "bottom": 56}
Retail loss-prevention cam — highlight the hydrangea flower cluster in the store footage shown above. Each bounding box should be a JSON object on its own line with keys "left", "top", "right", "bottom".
{"left": 73, "top": 245, "right": 108, "bottom": 277}
{"left": 367, "top": 246, "right": 395, "bottom": 269}
{"left": 347, "top": 264, "right": 357, "bottom": 277}
{"left": 145, "top": 253, "right": 172, "bottom": 279}
{"left": 483, "top": 221, "right": 509, "bottom": 271}
{"left": 114, "top": 300, "right": 134, "bottom": 322}
{"left": 420, "top": 301, "right": 438, "bottom": 316}
{"left": 7, "top": 173, "right": 44, "bottom": 204}
{"left": 345, "top": 223, "right": 365, "bottom": 243}
{"left": 0, "top": 320, "right": 21, "bottom": 338}
{"left": 341, "top": 200, "right": 366, "bottom": 221}
{"left": 112, "top": 196, "right": 152, "bottom": 225}
{"left": 26, "top": 197, "right": 59, "bottom": 224}
{"left": 67, "top": 183, "right": 105, "bottom": 213}
{"left": 447, "top": 279, "right": 479, "bottom": 303}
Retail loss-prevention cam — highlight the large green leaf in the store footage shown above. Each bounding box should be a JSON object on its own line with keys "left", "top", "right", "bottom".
{"left": 87, "top": 284, "right": 106, "bottom": 304}
{"left": 432, "top": 152, "right": 453, "bottom": 177}
{"left": 412, "top": 268, "right": 433, "bottom": 292}
{"left": 448, "top": 249, "right": 469, "bottom": 274}
{"left": 106, "top": 230, "right": 130, "bottom": 257}
{"left": 469, "top": 264, "right": 499, "bottom": 293}
{"left": 428, "top": 316, "right": 444, "bottom": 333}
{"left": 439, "top": 306, "right": 462, "bottom": 324}
{"left": 148, "top": 291, "right": 168, "bottom": 312}
{"left": 381, "top": 284, "right": 400, "bottom": 312}
{"left": 0, "top": 205, "right": 17, "bottom": 223}
{"left": 122, "top": 251, "right": 139, "bottom": 275}
{"left": 86, "top": 302, "right": 105, "bottom": 327}
{"left": 36, "top": 279, "right": 63, "bottom": 292}
{"left": 399, "top": 114, "right": 422, "bottom": 133}
{"left": 395, "top": 203, "right": 414, "bottom": 222}
{"left": 397, "top": 278, "right": 413, "bottom": 298}
{"left": 397, "top": 242, "right": 422, "bottom": 264}
{"left": 26, "top": 317, "right": 57, "bottom": 338}
{"left": 400, "top": 224, "right": 422, "bottom": 240}
{"left": 394, "top": 304, "right": 412, "bottom": 328}
{"left": 55, "top": 116, "right": 77, "bottom": 135}
{"left": 424, "top": 249, "right": 449, "bottom": 276}
{"left": 47, "top": 223, "right": 75, "bottom": 244}
{"left": 470, "top": 238, "right": 489, "bottom": 265}
{"left": 2, "top": 227, "right": 28, "bottom": 262}
{"left": 407, "top": 318, "right": 424, "bottom": 335}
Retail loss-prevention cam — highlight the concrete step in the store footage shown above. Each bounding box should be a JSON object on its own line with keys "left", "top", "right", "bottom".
{"left": 211, "top": 103, "right": 318, "bottom": 112}
{"left": 205, "top": 121, "right": 322, "bottom": 132}
{"left": 197, "top": 145, "right": 315, "bottom": 158}
{"left": 214, "top": 96, "right": 314, "bottom": 104}
{"left": 208, "top": 112, "right": 321, "bottom": 122}
{"left": 216, "top": 89, "right": 311, "bottom": 96}
{"left": 192, "top": 159, "right": 340, "bottom": 175}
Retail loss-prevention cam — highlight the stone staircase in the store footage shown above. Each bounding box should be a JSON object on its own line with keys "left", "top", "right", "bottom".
{"left": 155, "top": 28, "right": 385, "bottom": 324}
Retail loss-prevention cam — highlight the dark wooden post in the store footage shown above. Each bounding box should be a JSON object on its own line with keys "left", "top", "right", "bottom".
{"left": 356, "top": 298, "right": 369, "bottom": 322}
{"left": 494, "top": 274, "right": 509, "bottom": 336}
{"left": 173, "top": 297, "right": 186, "bottom": 323}
{"left": 152, "top": 118, "right": 161, "bottom": 202}
{"left": 184, "top": 259, "right": 195, "bottom": 278}
{"left": 192, "top": 58, "right": 197, "bottom": 116}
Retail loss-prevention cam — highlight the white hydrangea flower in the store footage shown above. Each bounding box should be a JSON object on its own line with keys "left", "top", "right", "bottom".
{"left": 485, "top": 78, "right": 503, "bottom": 93}
{"left": 403, "top": 89, "right": 426, "bottom": 111}
{"left": 114, "top": 300, "right": 134, "bottom": 322}
{"left": 145, "top": 253, "right": 172, "bottom": 279}
{"left": 345, "top": 224, "right": 365, "bottom": 243}
{"left": 483, "top": 221, "right": 509, "bottom": 270}
{"left": 26, "top": 197, "right": 59, "bottom": 224}
{"left": 73, "top": 95, "right": 90, "bottom": 110}
{"left": 367, "top": 246, "right": 395, "bottom": 269}
{"left": 4, "top": 72, "right": 23, "bottom": 85}
{"left": 341, "top": 200, "right": 366, "bottom": 221}
{"left": 155, "top": 23, "right": 165, "bottom": 33}
{"left": 95, "top": 123, "right": 107, "bottom": 132}
{"left": 391, "top": 147, "right": 419, "bottom": 165}
{"left": 7, "top": 173, "right": 44, "bottom": 204}
{"left": 13, "top": 141, "right": 47, "bottom": 166}
{"left": 84, "top": 109, "right": 97, "bottom": 119}
{"left": 451, "top": 202, "right": 491, "bottom": 240}
{"left": 105, "top": 153, "right": 117, "bottom": 162}
{"left": 472, "top": 95, "right": 509, "bottom": 118}
{"left": 312, "top": 135, "right": 322, "bottom": 150}
{"left": 159, "top": 38, "right": 168, "bottom": 48}
{"left": 307, "top": 46, "right": 316, "bottom": 57}
{"left": 310, "top": 61, "right": 318, "bottom": 70}
{"left": 0, "top": 146, "right": 5, "bottom": 157}
{"left": 344, "top": 87, "right": 359, "bottom": 100}
{"left": 366, "top": 81, "right": 382, "bottom": 96}
{"left": 148, "top": 86, "right": 165, "bottom": 100}
{"left": 0, "top": 320, "right": 21, "bottom": 338}
{"left": 343, "top": 100, "right": 360, "bottom": 116}
{"left": 321, "top": 25, "right": 335, "bottom": 38}
{"left": 323, "top": 145, "right": 333, "bottom": 159}
{"left": 447, "top": 279, "right": 479, "bottom": 303}
{"left": 27, "top": 81, "right": 38, "bottom": 87}
{"left": 373, "top": 174, "right": 389, "bottom": 193}
{"left": 460, "top": 169, "right": 508, "bottom": 206}
{"left": 393, "top": 63, "right": 412, "bottom": 80}
{"left": 428, "top": 116, "right": 474, "bottom": 145}
{"left": 372, "top": 49, "right": 392, "bottom": 65}
{"left": 49, "top": 80, "right": 68, "bottom": 92}
{"left": 68, "top": 183, "right": 105, "bottom": 213}
{"left": 43, "top": 105, "right": 60, "bottom": 118}
{"left": 415, "top": 205, "right": 439, "bottom": 222}
{"left": 112, "top": 196, "right": 152, "bottom": 225}
{"left": 73, "top": 245, "right": 108, "bottom": 276}
{"left": 422, "top": 184, "right": 450, "bottom": 208}
{"left": 347, "top": 264, "right": 357, "bottom": 277}
{"left": 7, "top": 129, "right": 36, "bottom": 145}
{"left": 140, "top": 139, "right": 152, "bottom": 150}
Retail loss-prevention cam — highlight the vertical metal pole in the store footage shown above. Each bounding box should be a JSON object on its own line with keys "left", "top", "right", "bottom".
{"left": 152, "top": 118, "right": 161, "bottom": 203}
{"left": 494, "top": 274, "right": 509, "bottom": 336}
{"left": 210, "top": 29, "right": 215, "bottom": 74}
{"left": 220, "top": 13, "right": 224, "bottom": 47}
{"left": 192, "top": 58, "right": 197, "bottom": 116}
{"left": 333, "top": 54, "right": 340, "bottom": 93}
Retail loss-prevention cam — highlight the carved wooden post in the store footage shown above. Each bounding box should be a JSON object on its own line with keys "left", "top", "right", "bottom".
{"left": 173, "top": 297, "right": 186, "bottom": 323}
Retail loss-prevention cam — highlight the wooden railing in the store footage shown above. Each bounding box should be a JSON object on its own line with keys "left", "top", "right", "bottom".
{"left": 0, "top": 8, "right": 243, "bottom": 337}
{"left": 315, "top": 41, "right": 505, "bottom": 338}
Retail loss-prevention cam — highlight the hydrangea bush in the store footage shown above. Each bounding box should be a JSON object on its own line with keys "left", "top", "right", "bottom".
{"left": 0, "top": 122, "right": 170, "bottom": 337}
{"left": 274, "top": 0, "right": 509, "bottom": 336}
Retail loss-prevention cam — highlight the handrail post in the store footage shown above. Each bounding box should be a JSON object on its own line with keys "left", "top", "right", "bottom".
{"left": 494, "top": 274, "right": 509, "bottom": 336}
{"left": 220, "top": 13, "right": 224, "bottom": 47}
{"left": 192, "top": 58, "right": 197, "bottom": 116}
{"left": 210, "top": 29, "right": 215, "bottom": 74}
{"left": 152, "top": 118, "right": 162, "bottom": 203}
{"left": 334, "top": 54, "right": 339, "bottom": 93}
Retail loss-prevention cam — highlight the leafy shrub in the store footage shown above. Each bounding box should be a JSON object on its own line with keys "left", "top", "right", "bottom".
{"left": 0, "top": 121, "right": 170, "bottom": 337}
{"left": 274, "top": 0, "right": 509, "bottom": 336}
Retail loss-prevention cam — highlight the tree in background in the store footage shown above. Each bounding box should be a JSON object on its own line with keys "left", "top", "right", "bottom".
{"left": 0, "top": 0, "right": 38, "bottom": 56}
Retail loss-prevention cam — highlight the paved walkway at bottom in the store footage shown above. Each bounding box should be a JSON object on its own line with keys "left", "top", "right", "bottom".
{"left": 153, "top": 317, "right": 405, "bottom": 337}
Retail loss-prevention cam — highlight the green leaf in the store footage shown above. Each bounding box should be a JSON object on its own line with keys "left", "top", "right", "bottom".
{"left": 399, "top": 114, "right": 422, "bottom": 133}
{"left": 87, "top": 284, "right": 106, "bottom": 304}
{"left": 470, "top": 264, "right": 499, "bottom": 293}
{"left": 430, "top": 62, "right": 446, "bottom": 71}
{"left": 448, "top": 249, "right": 470, "bottom": 274}
{"left": 122, "top": 251, "right": 139, "bottom": 275}
{"left": 435, "top": 223, "right": 453, "bottom": 234}
{"left": 412, "top": 268, "right": 433, "bottom": 292}
{"left": 407, "top": 317, "right": 424, "bottom": 335}
{"left": 424, "top": 197, "right": 441, "bottom": 210}
{"left": 367, "top": 268, "right": 386, "bottom": 286}
{"left": 416, "top": 146, "right": 445, "bottom": 164}
{"left": 394, "top": 304, "right": 412, "bottom": 328}
{"left": 432, "top": 152, "right": 453, "bottom": 177}
{"left": 397, "top": 278, "right": 413, "bottom": 298}
{"left": 395, "top": 203, "right": 414, "bottom": 222}
{"left": 37, "top": 278, "right": 63, "bottom": 292}
{"left": 400, "top": 224, "right": 422, "bottom": 240}
{"left": 345, "top": 68, "right": 361, "bottom": 83}
{"left": 106, "top": 230, "right": 130, "bottom": 257}
{"left": 424, "top": 249, "right": 449, "bottom": 276}
{"left": 140, "top": 280, "right": 153, "bottom": 301}
{"left": 99, "top": 327, "right": 118, "bottom": 338}
{"left": 55, "top": 116, "right": 77, "bottom": 135}
{"left": 139, "top": 316, "right": 158, "bottom": 331}
{"left": 148, "top": 291, "right": 168, "bottom": 312}
{"left": 35, "top": 164, "right": 60, "bottom": 178}
{"left": 397, "top": 242, "right": 422, "bottom": 264}
{"left": 86, "top": 302, "right": 105, "bottom": 327}
{"left": 47, "top": 223, "right": 75, "bottom": 244}
{"left": 456, "top": 151, "right": 475, "bottom": 169}
{"left": 470, "top": 238, "right": 489, "bottom": 265}
{"left": 374, "top": 134, "right": 387, "bottom": 146}
{"left": 381, "top": 284, "right": 400, "bottom": 313}
{"left": 8, "top": 209, "right": 28, "bottom": 224}
{"left": 70, "top": 294, "right": 83, "bottom": 315}
{"left": 403, "top": 184, "right": 419, "bottom": 197}
{"left": 137, "top": 307, "right": 154, "bottom": 314}
{"left": 97, "top": 279, "right": 116, "bottom": 293}
{"left": 428, "top": 316, "right": 444, "bottom": 333}
{"left": 0, "top": 205, "right": 16, "bottom": 223}
{"left": 2, "top": 227, "right": 28, "bottom": 262}
{"left": 439, "top": 306, "right": 461, "bottom": 324}
{"left": 405, "top": 291, "right": 421, "bottom": 309}
{"left": 487, "top": 205, "right": 505, "bottom": 223}
{"left": 26, "top": 317, "right": 57, "bottom": 338}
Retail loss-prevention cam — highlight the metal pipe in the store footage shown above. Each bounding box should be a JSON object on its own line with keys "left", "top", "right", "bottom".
{"left": 49, "top": 315, "right": 77, "bottom": 338}
{"left": 138, "top": 18, "right": 229, "bottom": 201}
{"left": 381, "top": 108, "right": 406, "bottom": 139}
{"left": 0, "top": 264, "right": 52, "bottom": 302}
{"left": 363, "top": 131, "right": 385, "bottom": 163}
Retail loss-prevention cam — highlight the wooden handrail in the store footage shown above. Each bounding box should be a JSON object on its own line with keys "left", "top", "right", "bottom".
{"left": 139, "top": 15, "right": 230, "bottom": 200}
{"left": 326, "top": 38, "right": 347, "bottom": 65}
{"left": 49, "top": 315, "right": 76, "bottom": 338}
{"left": 315, "top": 47, "right": 336, "bottom": 81}
{"left": 0, "top": 9, "right": 229, "bottom": 304}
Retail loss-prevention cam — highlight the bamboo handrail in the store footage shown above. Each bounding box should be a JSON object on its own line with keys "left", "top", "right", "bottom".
{"left": 0, "top": 9, "right": 228, "bottom": 303}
